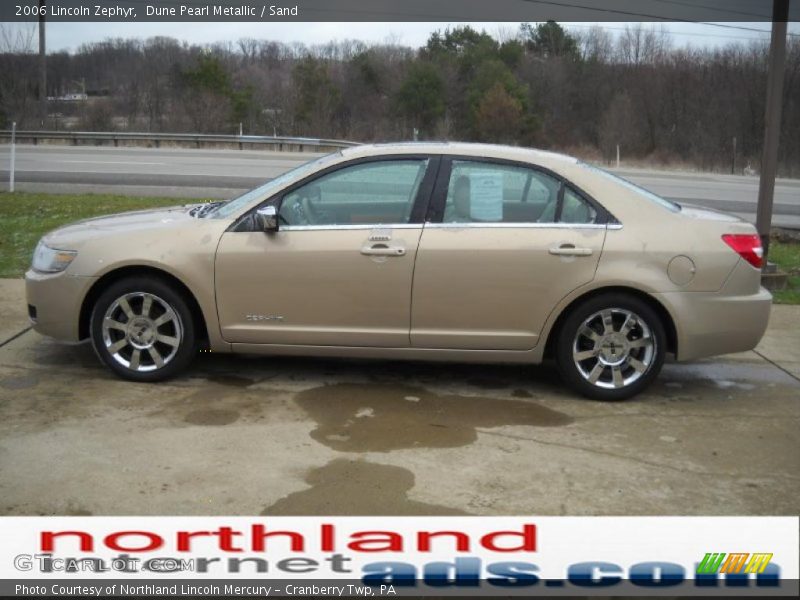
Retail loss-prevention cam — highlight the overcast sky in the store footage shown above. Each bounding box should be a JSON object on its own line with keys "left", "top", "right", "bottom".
{"left": 6, "top": 21, "right": 800, "bottom": 52}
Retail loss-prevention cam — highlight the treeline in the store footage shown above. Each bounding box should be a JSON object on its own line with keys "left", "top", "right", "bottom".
{"left": 1, "top": 22, "right": 799, "bottom": 175}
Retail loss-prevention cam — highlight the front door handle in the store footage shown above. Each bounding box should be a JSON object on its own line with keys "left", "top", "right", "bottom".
{"left": 361, "top": 243, "right": 406, "bottom": 257}
{"left": 549, "top": 244, "right": 593, "bottom": 257}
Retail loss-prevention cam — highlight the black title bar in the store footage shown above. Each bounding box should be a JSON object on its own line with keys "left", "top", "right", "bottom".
{"left": 2, "top": 0, "right": 798, "bottom": 23}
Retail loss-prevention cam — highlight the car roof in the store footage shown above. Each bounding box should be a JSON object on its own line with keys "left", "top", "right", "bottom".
{"left": 340, "top": 142, "right": 579, "bottom": 171}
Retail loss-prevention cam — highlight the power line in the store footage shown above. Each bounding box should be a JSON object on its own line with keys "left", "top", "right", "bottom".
{"left": 516, "top": 0, "right": 712, "bottom": 20}
{"left": 696, "top": 22, "right": 798, "bottom": 36}
{"left": 515, "top": 0, "right": 800, "bottom": 38}
{"left": 563, "top": 23, "right": 771, "bottom": 41}
{"left": 646, "top": 0, "right": 771, "bottom": 20}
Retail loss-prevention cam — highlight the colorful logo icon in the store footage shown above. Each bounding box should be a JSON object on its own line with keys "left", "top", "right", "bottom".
{"left": 697, "top": 553, "right": 773, "bottom": 575}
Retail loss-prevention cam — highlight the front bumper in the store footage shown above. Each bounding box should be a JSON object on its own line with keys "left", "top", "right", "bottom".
{"left": 25, "top": 270, "right": 97, "bottom": 342}
{"left": 655, "top": 284, "right": 772, "bottom": 362}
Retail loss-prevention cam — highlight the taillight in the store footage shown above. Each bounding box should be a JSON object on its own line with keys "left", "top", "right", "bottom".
{"left": 722, "top": 234, "right": 763, "bottom": 269}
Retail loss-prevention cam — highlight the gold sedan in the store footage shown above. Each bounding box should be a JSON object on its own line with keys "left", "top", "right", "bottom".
{"left": 25, "top": 143, "right": 771, "bottom": 400}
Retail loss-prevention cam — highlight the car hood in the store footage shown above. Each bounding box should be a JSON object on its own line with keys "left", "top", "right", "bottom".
{"left": 43, "top": 205, "right": 199, "bottom": 248}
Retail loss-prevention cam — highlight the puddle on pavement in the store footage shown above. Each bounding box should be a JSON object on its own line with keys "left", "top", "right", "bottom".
{"left": 141, "top": 372, "right": 286, "bottom": 427}
{"left": 466, "top": 377, "right": 508, "bottom": 389}
{"left": 294, "top": 382, "right": 573, "bottom": 452}
{"left": 173, "top": 373, "right": 255, "bottom": 407}
{"left": 2, "top": 502, "right": 93, "bottom": 516}
{"left": 360, "top": 360, "right": 559, "bottom": 390}
{"left": 32, "top": 341, "right": 99, "bottom": 370}
{"left": 262, "top": 458, "right": 469, "bottom": 516}
{"left": 184, "top": 408, "right": 240, "bottom": 426}
{"left": 206, "top": 374, "right": 255, "bottom": 388}
{"left": 0, "top": 375, "right": 39, "bottom": 390}
{"left": 662, "top": 361, "right": 799, "bottom": 388}
{"left": 64, "top": 507, "right": 93, "bottom": 516}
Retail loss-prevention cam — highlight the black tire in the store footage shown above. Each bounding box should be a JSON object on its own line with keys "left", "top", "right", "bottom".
{"left": 90, "top": 277, "right": 197, "bottom": 382}
{"left": 555, "top": 293, "right": 666, "bottom": 401}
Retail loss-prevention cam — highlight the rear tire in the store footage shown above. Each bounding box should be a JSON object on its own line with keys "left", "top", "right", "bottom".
{"left": 555, "top": 293, "right": 666, "bottom": 401}
{"left": 90, "top": 277, "right": 197, "bottom": 382}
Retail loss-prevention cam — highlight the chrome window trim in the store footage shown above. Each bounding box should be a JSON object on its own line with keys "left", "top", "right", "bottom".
{"left": 279, "top": 224, "right": 423, "bottom": 232}
{"left": 423, "top": 222, "right": 612, "bottom": 230}
{"left": 278, "top": 223, "right": 622, "bottom": 232}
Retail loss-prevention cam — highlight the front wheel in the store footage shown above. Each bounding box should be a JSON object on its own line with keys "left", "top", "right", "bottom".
{"left": 555, "top": 294, "right": 666, "bottom": 401}
{"left": 90, "top": 277, "right": 197, "bottom": 381}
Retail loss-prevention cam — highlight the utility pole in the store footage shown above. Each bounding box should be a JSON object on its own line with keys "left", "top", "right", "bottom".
{"left": 38, "top": 0, "right": 47, "bottom": 128}
{"left": 755, "top": 0, "right": 789, "bottom": 267}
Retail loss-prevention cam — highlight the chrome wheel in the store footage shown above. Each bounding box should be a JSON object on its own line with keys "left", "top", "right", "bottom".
{"left": 101, "top": 292, "right": 183, "bottom": 372}
{"left": 572, "top": 308, "right": 655, "bottom": 390}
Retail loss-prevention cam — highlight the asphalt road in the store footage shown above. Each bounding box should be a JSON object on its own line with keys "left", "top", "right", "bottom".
{"left": 2, "top": 144, "right": 799, "bottom": 228}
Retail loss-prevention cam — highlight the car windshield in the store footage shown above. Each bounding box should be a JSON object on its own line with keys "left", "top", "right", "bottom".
{"left": 207, "top": 152, "right": 342, "bottom": 219}
{"left": 579, "top": 162, "right": 681, "bottom": 213}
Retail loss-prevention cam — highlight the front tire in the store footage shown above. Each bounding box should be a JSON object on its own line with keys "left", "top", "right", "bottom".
{"left": 555, "top": 294, "right": 666, "bottom": 401}
{"left": 90, "top": 277, "right": 197, "bottom": 382}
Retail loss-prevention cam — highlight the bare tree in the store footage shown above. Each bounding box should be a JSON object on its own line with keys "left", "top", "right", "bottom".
{"left": 2, "top": 25, "right": 798, "bottom": 175}
{"left": 618, "top": 24, "right": 671, "bottom": 65}
{"left": 578, "top": 26, "right": 613, "bottom": 63}
{"left": 0, "top": 23, "right": 38, "bottom": 127}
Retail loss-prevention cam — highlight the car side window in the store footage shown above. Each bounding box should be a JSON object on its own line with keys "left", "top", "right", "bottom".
{"left": 279, "top": 159, "right": 428, "bottom": 227}
{"left": 442, "top": 160, "right": 561, "bottom": 224}
{"left": 560, "top": 186, "right": 597, "bottom": 224}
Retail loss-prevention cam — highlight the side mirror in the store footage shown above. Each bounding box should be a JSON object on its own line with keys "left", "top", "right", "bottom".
{"left": 255, "top": 205, "right": 279, "bottom": 232}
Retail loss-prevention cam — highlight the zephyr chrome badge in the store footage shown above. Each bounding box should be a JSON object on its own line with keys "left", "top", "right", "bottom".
{"left": 245, "top": 314, "right": 285, "bottom": 322}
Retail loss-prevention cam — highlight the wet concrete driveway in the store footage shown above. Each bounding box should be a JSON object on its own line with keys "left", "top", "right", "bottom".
{"left": 0, "top": 280, "right": 798, "bottom": 516}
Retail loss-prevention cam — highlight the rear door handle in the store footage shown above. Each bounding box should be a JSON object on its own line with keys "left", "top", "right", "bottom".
{"left": 361, "top": 243, "right": 406, "bottom": 257}
{"left": 549, "top": 244, "right": 593, "bottom": 257}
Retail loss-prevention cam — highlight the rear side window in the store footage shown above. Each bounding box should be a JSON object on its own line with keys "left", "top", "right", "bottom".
{"left": 441, "top": 160, "right": 597, "bottom": 224}
{"left": 560, "top": 187, "right": 597, "bottom": 224}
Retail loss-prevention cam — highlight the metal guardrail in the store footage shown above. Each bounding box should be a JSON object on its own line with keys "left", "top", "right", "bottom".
{"left": 0, "top": 130, "right": 360, "bottom": 151}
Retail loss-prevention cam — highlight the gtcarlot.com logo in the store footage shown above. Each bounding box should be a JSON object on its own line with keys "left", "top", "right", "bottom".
{"left": 15, "top": 554, "right": 195, "bottom": 573}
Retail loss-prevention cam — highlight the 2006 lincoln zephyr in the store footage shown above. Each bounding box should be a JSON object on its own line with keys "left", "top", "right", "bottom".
{"left": 25, "top": 143, "right": 772, "bottom": 400}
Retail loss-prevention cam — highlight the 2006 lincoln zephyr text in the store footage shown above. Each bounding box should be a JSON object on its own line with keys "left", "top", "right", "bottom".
{"left": 25, "top": 143, "right": 772, "bottom": 400}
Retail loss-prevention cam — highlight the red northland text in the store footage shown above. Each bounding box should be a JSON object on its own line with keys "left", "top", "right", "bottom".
{"left": 40, "top": 524, "right": 537, "bottom": 554}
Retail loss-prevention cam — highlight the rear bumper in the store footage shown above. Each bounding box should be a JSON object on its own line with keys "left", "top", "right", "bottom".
{"left": 654, "top": 284, "right": 771, "bottom": 362}
{"left": 25, "top": 269, "right": 96, "bottom": 342}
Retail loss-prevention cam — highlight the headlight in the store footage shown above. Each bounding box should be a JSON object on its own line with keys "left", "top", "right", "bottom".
{"left": 32, "top": 241, "right": 77, "bottom": 273}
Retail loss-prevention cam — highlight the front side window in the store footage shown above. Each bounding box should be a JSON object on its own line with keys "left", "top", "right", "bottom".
{"left": 441, "top": 160, "right": 596, "bottom": 225}
{"left": 279, "top": 159, "right": 429, "bottom": 227}
{"left": 209, "top": 152, "right": 340, "bottom": 219}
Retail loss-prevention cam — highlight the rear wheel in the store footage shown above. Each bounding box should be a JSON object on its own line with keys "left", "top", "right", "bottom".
{"left": 555, "top": 294, "right": 666, "bottom": 401}
{"left": 90, "top": 277, "right": 197, "bottom": 381}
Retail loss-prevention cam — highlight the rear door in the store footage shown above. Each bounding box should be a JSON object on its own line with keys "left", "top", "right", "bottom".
{"left": 215, "top": 156, "right": 438, "bottom": 347}
{"left": 411, "top": 157, "right": 607, "bottom": 351}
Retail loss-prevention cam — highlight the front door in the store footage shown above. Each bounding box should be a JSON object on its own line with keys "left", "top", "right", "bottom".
{"left": 411, "top": 158, "right": 607, "bottom": 351}
{"left": 215, "top": 157, "right": 435, "bottom": 347}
